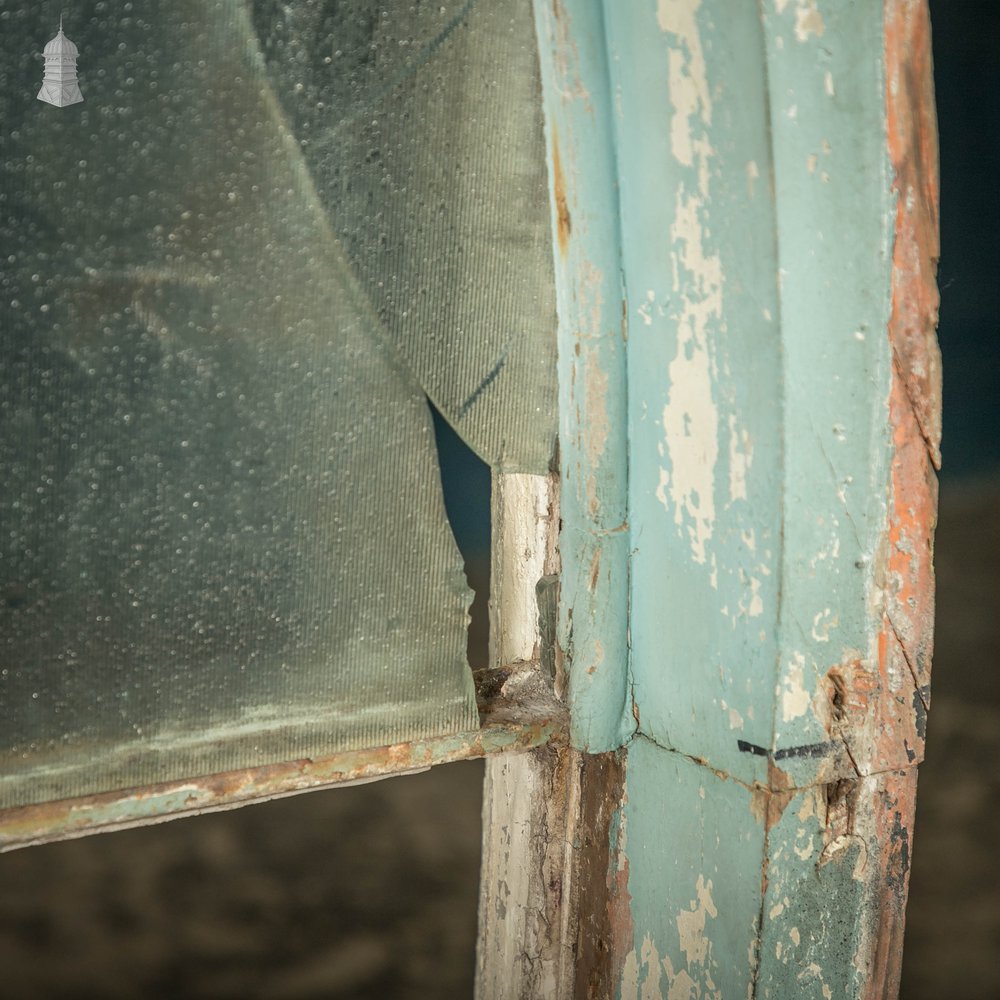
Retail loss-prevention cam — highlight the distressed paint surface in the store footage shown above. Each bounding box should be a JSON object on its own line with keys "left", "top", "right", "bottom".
{"left": 884, "top": 0, "right": 942, "bottom": 470}
{"left": 754, "top": 768, "right": 918, "bottom": 999}
{"left": 0, "top": 695, "right": 563, "bottom": 852}
{"left": 619, "top": 741, "right": 765, "bottom": 1000}
{"left": 477, "top": 743, "right": 630, "bottom": 1000}
{"left": 589, "top": 746, "right": 924, "bottom": 1000}
{"left": 477, "top": 471, "right": 636, "bottom": 1000}
{"left": 612, "top": 0, "right": 783, "bottom": 787}
{"left": 477, "top": 470, "right": 572, "bottom": 998}
{"left": 535, "top": 0, "right": 938, "bottom": 996}
{"left": 615, "top": 0, "right": 903, "bottom": 789}
{"left": 534, "top": 0, "right": 632, "bottom": 752}
{"left": 762, "top": 0, "right": 899, "bottom": 789}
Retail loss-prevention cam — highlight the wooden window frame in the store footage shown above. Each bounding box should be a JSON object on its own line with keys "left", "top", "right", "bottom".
{"left": 0, "top": 3, "right": 940, "bottom": 998}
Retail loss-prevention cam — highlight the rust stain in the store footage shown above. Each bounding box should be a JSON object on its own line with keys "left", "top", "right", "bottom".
{"left": 885, "top": 0, "right": 942, "bottom": 466}
{"left": 0, "top": 711, "right": 564, "bottom": 851}
{"left": 885, "top": 374, "right": 937, "bottom": 696}
{"left": 552, "top": 128, "right": 573, "bottom": 257}
{"left": 749, "top": 760, "right": 796, "bottom": 832}
{"left": 845, "top": 0, "right": 939, "bottom": 785}
{"left": 574, "top": 751, "right": 631, "bottom": 1000}
{"left": 840, "top": 330, "right": 937, "bottom": 781}
{"left": 875, "top": 625, "right": 927, "bottom": 769}
{"left": 764, "top": 761, "right": 796, "bottom": 831}
{"left": 824, "top": 659, "right": 877, "bottom": 725}
{"left": 860, "top": 770, "right": 918, "bottom": 1000}
{"left": 588, "top": 547, "right": 601, "bottom": 592}
{"left": 835, "top": 5, "right": 941, "bottom": 994}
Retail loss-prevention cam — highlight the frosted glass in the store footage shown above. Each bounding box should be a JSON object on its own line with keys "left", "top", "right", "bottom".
{"left": 249, "top": 0, "right": 559, "bottom": 471}
{"left": 0, "top": 0, "right": 554, "bottom": 810}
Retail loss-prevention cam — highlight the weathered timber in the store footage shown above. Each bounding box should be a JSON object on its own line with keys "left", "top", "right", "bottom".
{"left": 0, "top": 699, "right": 563, "bottom": 853}
{"left": 477, "top": 471, "right": 572, "bottom": 998}
{"left": 534, "top": 0, "right": 632, "bottom": 754}
{"left": 522, "top": 0, "right": 940, "bottom": 996}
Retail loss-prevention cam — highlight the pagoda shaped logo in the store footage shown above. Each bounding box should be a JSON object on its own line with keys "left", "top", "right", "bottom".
{"left": 38, "top": 17, "right": 83, "bottom": 107}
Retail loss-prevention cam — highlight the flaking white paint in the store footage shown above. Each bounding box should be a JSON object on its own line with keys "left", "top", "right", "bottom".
{"left": 728, "top": 415, "right": 753, "bottom": 503}
{"left": 638, "top": 290, "right": 656, "bottom": 326}
{"left": 655, "top": 1, "right": 723, "bottom": 570}
{"left": 663, "top": 959, "right": 699, "bottom": 1000}
{"left": 659, "top": 189, "right": 722, "bottom": 568}
{"left": 794, "top": 831, "right": 816, "bottom": 861}
{"left": 623, "top": 919, "right": 724, "bottom": 999}
{"left": 811, "top": 608, "right": 838, "bottom": 642}
{"left": 793, "top": 0, "right": 826, "bottom": 41}
{"left": 622, "top": 949, "right": 640, "bottom": 999}
{"left": 799, "top": 962, "right": 834, "bottom": 999}
{"left": 677, "top": 875, "right": 718, "bottom": 965}
{"left": 781, "top": 652, "right": 811, "bottom": 721}
{"left": 777, "top": 0, "right": 826, "bottom": 39}
{"left": 658, "top": 0, "right": 712, "bottom": 178}
{"left": 798, "top": 787, "right": 822, "bottom": 821}
{"left": 641, "top": 935, "right": 663, "bottom": 1000}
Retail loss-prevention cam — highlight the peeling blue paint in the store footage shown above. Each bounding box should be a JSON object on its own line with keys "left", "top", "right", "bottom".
{"left": 537, "top": 0, "right": 911, "bottom": 996}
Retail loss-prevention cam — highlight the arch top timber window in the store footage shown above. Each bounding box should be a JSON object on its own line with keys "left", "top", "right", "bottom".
{"left": 0, "top": 0, "right": 557, "bottom": 815}
{"left": 0, "top": 1, "right": 943, "bottom": 993}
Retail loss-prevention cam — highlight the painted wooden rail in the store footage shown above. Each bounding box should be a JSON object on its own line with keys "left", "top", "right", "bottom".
{"left": 475, "top": 1, "right": 940, "bottom": 997}
{"left": 0, "top": 3, "right": 939, "bottom": 996}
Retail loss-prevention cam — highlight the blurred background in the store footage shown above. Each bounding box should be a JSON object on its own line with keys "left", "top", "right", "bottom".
{"left": 898, "top": 2, "right": 1000, "bottom": 995}
{"left": 1, "top": 0, "right": 997, "bottom": 996}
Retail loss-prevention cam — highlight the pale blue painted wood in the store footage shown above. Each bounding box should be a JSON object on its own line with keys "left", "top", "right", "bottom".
{"left": 619, "top": 738, "right": 899, "bottom": 999}
{"left": 754, "top": 777, "right": 871, "bottom": 999}
{"left": 535, "top": 0, "right": 907, "bottom": 995}
{"left": 618, "top": 738, "right": 766, "bottom": 998}
{"left": 533, "top": 0, "right": 632, "bottom": 752}
{"left": 608, "top": 0, "right": 783, "bottom": 787}
{"left": 544, "top": 0, "right": 895, "bottom": 780}
{"left": 762, "top": 0, "right": 895, "bottom": 788}
{"left": 615, "top": 0, "right": 894, "bottom": 787}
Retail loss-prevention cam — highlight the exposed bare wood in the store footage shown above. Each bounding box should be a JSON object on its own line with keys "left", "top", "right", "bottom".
{"left": 477, "top": 471, "right": 574, "bottom": 998}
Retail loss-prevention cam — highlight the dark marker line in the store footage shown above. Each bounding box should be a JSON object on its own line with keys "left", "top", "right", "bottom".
{"left": 737, "top": 739, "right": 836, "bottom": 761}
{"left": 774, "top": 741, "right": 835, "bottom": 760}
{"left": 459, "top": 353, "right": 507, "bottom": 418}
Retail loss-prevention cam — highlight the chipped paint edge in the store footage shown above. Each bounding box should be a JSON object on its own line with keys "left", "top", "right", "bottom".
{"left": 0, "top": 707, "right": 563, "bottom": 852}
{"left": 534, "top": 0, "right": 633, "bottom": 752}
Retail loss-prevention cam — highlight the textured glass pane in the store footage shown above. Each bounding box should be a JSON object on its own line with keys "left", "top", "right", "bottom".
{"left": 250, "top": 0, "right": 559, "bottom": 472}
{"left": 0, "top": 0, "right": 558, "bottom": 809}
